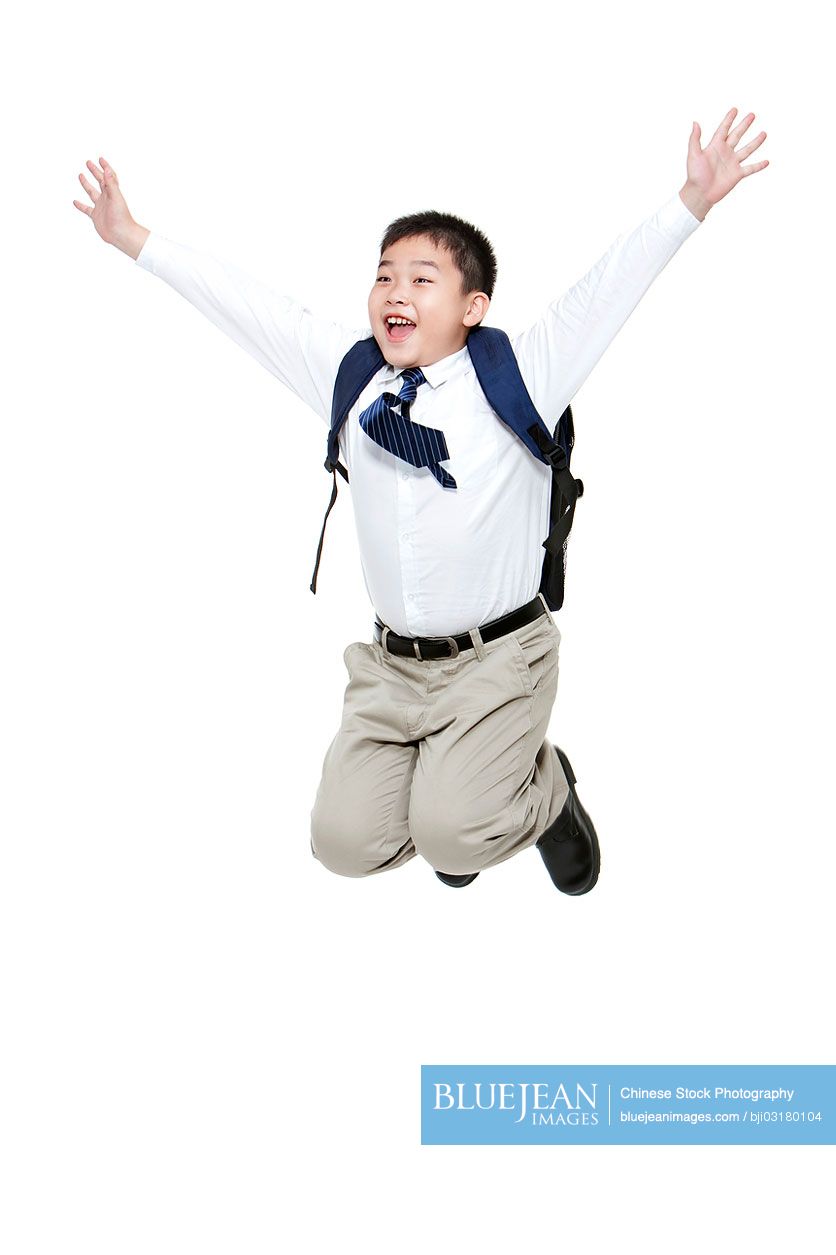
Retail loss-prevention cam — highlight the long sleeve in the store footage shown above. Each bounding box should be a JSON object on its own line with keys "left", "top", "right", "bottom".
{"left": 512, "top": 191, "right": 702, "bottom": 419}
{"left": 134, "top": 233, "right": 367, "bottom": 424}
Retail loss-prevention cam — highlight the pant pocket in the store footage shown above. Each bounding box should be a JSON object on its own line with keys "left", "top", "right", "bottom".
{"left": 505, "top": 624, "right": 560, "bottom": 700}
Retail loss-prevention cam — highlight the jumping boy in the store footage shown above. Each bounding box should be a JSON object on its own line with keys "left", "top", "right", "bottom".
{"left": 73, "top": 107, "right": 768, "bottom": 896}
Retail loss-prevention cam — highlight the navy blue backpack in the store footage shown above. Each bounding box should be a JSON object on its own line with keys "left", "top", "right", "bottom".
{"left": 309, "top": 325, "right": 584, "bottom": 613}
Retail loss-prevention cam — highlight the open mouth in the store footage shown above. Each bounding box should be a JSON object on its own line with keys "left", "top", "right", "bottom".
{"left": 384, "top": 316, "right": 416, "bottom": 343}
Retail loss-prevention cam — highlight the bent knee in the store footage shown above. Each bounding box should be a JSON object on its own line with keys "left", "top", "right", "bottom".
{"left": 410, "top": 809, "right": 486, "bottom": 876}
{"left": 311, "top": 795, "right": 407, "bottom": 878}
{"left": 310, "top": 805, "right": 370, "bottom": 878}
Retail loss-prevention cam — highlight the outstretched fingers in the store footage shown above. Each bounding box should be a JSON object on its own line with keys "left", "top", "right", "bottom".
{"left": 740, "top": 158, "right": 770, "bottom": 178}
{"left": 73, "top": 157, "right": 118, "bottom": 218}
{"left": 711, "top": 107, "right": 738, "bottom": 146}
{"left": 735, "top": 130, "right": 768, "bottom": 162}
{"left": 727, "top": 112, "right": 756, "bottom": 147}
{"left": 86, "top": 158, "right": 106, "bottom": 187}
{"left": 77, "top": 170, "right": 100, "bottom": 203}
{"left": 709, "top": 108, "right": 769, "bottom": 177}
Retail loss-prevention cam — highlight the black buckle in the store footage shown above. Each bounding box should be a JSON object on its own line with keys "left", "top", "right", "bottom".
{"left": 544, "top": 446, "right": 568, "bottom": 471}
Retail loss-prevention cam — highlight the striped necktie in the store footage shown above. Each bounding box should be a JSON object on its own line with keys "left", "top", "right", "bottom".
{"left": 358, "top": 367, "right": 457, "bottom": 489}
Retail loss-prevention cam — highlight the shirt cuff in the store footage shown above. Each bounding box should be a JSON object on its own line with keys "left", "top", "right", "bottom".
{"left": 134, "top": 232, "right": 168, "bottom": 270}
{"left": 655, "top": 191, "right": 703, "bottom": 241}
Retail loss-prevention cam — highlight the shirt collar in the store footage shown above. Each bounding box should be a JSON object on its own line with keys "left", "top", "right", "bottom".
{"left": 378, "top": 342, "right": 470, "bottom": 390}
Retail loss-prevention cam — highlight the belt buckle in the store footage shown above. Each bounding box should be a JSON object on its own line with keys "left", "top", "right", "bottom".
{"left": 413, "top": 635, "right": 459, "bottom": 661}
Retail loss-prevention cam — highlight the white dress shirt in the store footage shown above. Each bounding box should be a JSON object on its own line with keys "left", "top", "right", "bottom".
{"left": 135, "top": 192, "right": 701, "bottom": 637}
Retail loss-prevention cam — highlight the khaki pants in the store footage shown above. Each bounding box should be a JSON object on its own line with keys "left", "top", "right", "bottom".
{"left": 310, "top": 597, "right": 570, "bottom": 878}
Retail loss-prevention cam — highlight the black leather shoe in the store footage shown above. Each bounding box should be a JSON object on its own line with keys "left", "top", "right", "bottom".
{"left": 435, "top": 870, "right": 480, "bottom": 888}
{"left": 536, "top": 747, "right": 600, "bottom": 895}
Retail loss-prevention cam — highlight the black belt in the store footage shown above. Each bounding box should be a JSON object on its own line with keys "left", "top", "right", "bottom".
{"left": 373, "top": 595, "right": 547, "bottom": 661}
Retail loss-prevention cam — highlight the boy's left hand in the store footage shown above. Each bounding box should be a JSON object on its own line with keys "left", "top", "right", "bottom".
{"left": 680, "top": 107, "right": 768, "bottom": 220}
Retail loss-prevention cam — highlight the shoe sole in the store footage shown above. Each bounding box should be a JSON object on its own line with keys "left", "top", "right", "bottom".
{"left": 435, "top": 870, "right": 480, "bottom": 888}
{"left": 554, "top": 746, "right": 601, "bottom": 895}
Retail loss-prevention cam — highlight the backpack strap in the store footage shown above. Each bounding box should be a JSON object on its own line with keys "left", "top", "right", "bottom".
{"left": 325, "top": 337, "right": 385, "bottom": 471}
{"left": 467, "top": 327, "right": 584, "bottom": 603}
{"left": 529, "top": 414, "right": 584, "bottom": 570}
{"left": 311, "top": 337, "right": 385, "bottom": 593}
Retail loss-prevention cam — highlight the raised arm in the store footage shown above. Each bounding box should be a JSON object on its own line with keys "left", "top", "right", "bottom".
{"left": 73, "top": 156, "right": 365, "bottom": 423}
{"left": 513, "top": 108, "right": 768, "bottom": 421}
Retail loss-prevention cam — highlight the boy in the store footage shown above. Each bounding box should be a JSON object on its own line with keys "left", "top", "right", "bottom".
{"left": 73, "top": 107, "right": 768, "bottom": 896}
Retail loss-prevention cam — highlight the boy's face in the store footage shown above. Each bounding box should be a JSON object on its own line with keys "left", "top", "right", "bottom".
{"left": 368, "top": 234, "right": 490, "bottom": 369}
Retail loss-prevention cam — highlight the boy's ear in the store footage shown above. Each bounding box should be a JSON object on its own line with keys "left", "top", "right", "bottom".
{"left": 463, "top": 292, "right": 490, "bottom": 327}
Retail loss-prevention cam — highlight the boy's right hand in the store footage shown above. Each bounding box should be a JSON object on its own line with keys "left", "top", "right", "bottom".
{"left": 73, "top": 156, "right": 149, "bottom": 259}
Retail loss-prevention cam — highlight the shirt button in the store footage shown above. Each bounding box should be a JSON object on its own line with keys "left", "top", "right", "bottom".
{"left": 401, "top": 533, "right": 410, "bottom": 542}
{"left": 406, "top": 593, "right": 414, "bottom": 601}
{"left": 401, "top": 472, "right": 409, "bottom": 481}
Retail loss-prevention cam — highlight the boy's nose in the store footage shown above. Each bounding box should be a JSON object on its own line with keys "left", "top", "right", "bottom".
{"left": 385, "top": 281, "right": 411, "bottom": 303}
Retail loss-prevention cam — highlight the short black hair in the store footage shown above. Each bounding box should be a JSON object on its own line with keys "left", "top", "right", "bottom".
{"left": 379, "top": 209, "right": 498, "bottom": 300}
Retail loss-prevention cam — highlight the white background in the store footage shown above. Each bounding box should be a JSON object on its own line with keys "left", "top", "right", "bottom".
{"left": 2, "top": 0, "right": 834, "bottom": 1250}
